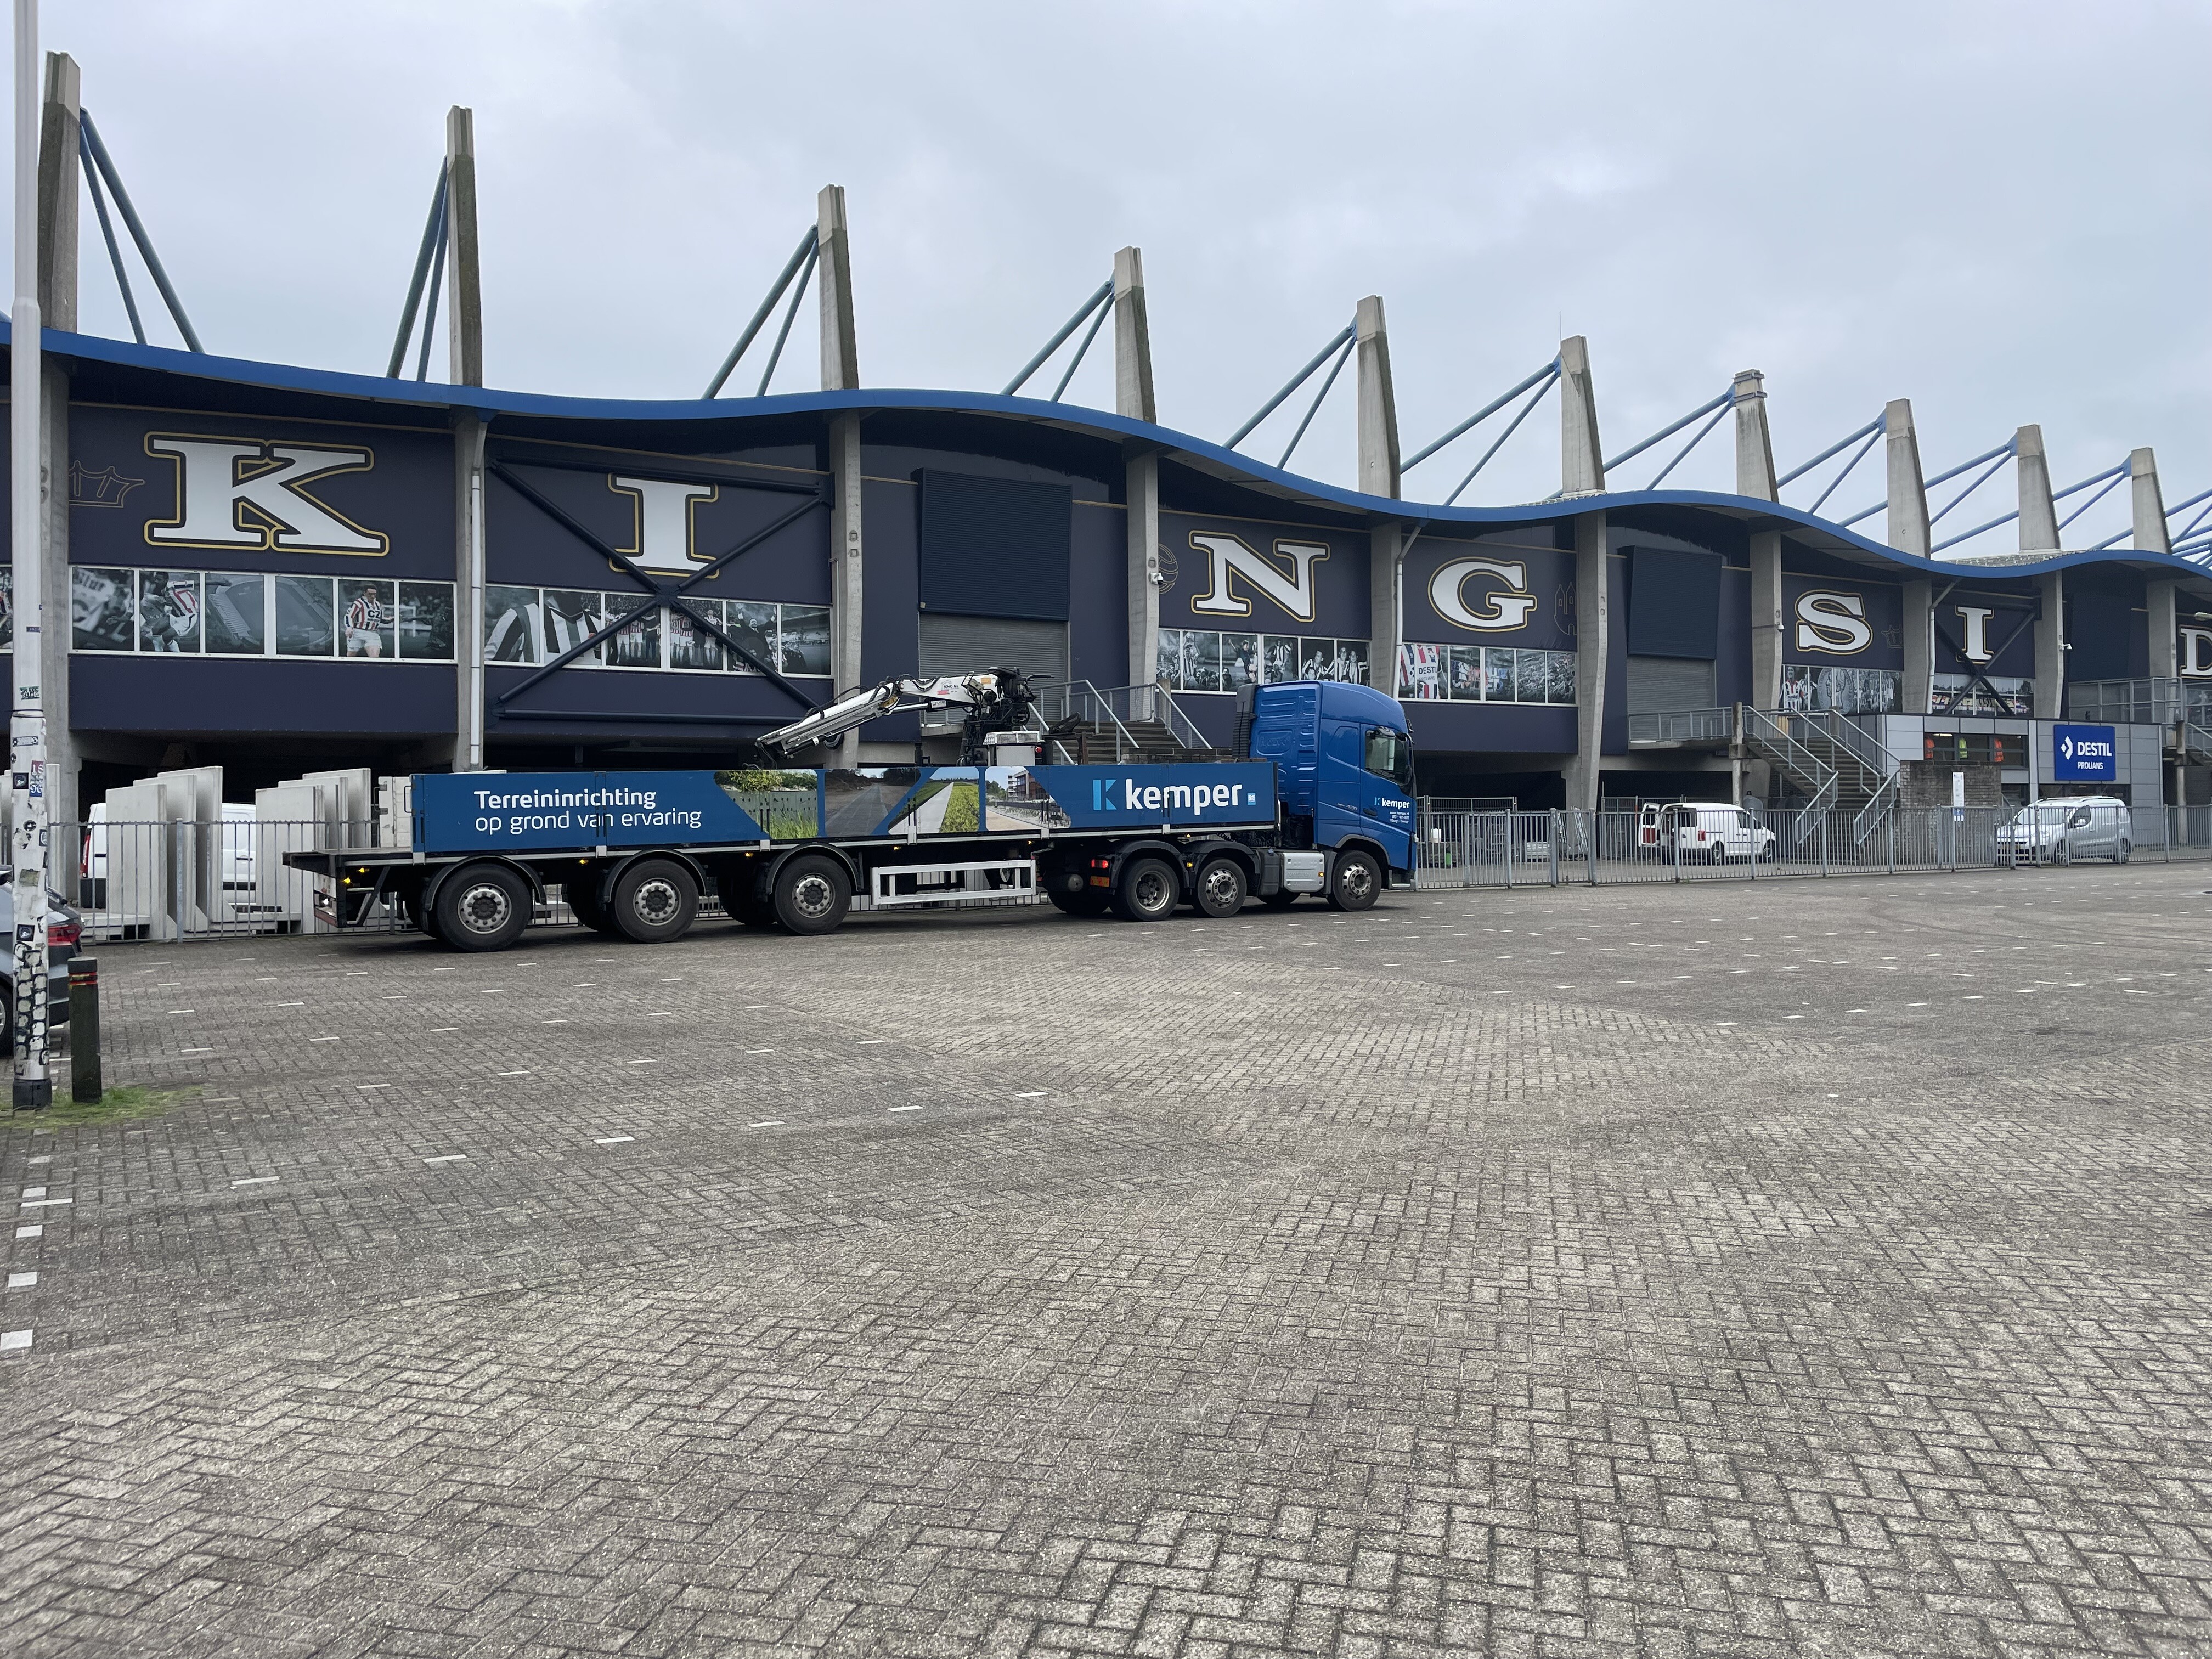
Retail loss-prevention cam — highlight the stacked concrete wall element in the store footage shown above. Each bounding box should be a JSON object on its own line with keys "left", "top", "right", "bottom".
{"left": 253, "top": 783, "right": 334, "bottom": 934}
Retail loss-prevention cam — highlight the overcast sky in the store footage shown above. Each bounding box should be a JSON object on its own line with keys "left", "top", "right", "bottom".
{"left": 34, "top": 1, "right": 2212, "bottom": 548}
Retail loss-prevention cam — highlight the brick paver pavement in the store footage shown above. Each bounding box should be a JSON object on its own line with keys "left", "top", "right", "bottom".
{"left": 3, "top": 865, "right": 2210, "bottom": 1657}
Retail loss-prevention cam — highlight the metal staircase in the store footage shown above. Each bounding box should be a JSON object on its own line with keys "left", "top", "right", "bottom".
{"left": 1740, "top": 708, "right": 1898, "bottom": 841}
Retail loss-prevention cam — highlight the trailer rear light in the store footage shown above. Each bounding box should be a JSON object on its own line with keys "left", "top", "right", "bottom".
{"left": 47, "top": 921, "right": 78, "bottom": 948}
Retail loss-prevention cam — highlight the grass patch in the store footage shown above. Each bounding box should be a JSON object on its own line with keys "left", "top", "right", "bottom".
{"left": 22, "top": 1083, "right": 201, "bottom": 1128}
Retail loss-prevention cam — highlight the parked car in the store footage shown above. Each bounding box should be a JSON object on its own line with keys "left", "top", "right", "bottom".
{"left": 1999, "top": 797, "right": 2132, "bottom": 864}
{"left": 1638, "top": 802, "right": 1776, "bottom": 863}
{"left": 0, "top": 886, "right": 80, "bottom": 1049}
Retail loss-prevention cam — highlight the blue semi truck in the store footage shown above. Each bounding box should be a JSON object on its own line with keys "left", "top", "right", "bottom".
{"left": 290, "top": 675, "right": 1416, "bottom": 951}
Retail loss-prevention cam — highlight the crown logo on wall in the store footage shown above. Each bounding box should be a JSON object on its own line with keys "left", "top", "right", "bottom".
{"left": 69, "top": 462, "right": 145, "bottom": 509}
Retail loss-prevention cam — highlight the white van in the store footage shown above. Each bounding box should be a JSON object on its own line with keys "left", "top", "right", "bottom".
{"left": 1998, "top": 797, "right": 2132, "bottom": 864}
{"left": 1638, "top": 802, "right": 1776, "bottom": 863}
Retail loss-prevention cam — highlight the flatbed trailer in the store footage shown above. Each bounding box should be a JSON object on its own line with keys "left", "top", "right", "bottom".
{"left": 286, "top": 679, "right": 1418, "bottom": 951}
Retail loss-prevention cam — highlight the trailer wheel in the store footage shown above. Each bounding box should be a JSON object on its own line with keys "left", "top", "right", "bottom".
{"left": 608, "top": 859, "right": 697, "bottom": 944}
{"left": 1192, "top": 857, "right": 1247, "bottom": 918}
{"left": 434, "top": 862, "right": 531, "bottom": 952}
{"left": 1114, "top": 856, "right": 1181, "bottom": 923}
{"left": 772, "top": 854, "right": 851, "bottom": 935}
{"left": 564, "top": 877, "right": 614, "bottom": 934}
{"left": 1325, "top": 849, "right": 1381, "bottom": 912}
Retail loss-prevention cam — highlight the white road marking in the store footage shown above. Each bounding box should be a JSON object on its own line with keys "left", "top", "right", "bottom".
{"left": 0, "top": 1330, "right": 30, "bottom": 1352}
{"left": 426, "top": 1028, "right": 457, "bottom": 1034}
{"left": 744, "top": 1048, "right": 776, "bottom": 1056}
{"left": 311, "top": 1036, "right": 342, "bottom": 1043}
{"left": 180, "top": 1047, "right": 214, "bottom": 1054}
{"left": 13, "top": 1225, "right": 40, "bottom": 1239}
{"left": 594, "top": 1136, "right": 635, "bottom": 1145}
{"left": 20, "top": 1187, "right": 42, "bottom": 1200}
{"left": 542, "top": 1018, "right": 569, "bottom": 1024}
{"left": 273, "top": 1001, "right": 304, "bottom": 1007}
{"left": 857, "top": 1039, "right": 886, "bottom": 1045}
{"left": 232, "top": 1177, "right": 278, "bottom": 1187}
{"left": 624, "top": 1058, "right": 659, "bottom": 1065}
{"left": 422, "top": 1154, "right": 467, "bottom": 1165}
{"left": 166, "top": 1009, "right": 196, "bottom": 1015}
{"left": 356, "top": 1084, "right": 392, "bottom": 1091}
{"left": 889, "top": 1105, "right": 921, "bottom": 1113}
{"left": 495, "top": 1070, "right": 533, "bottom": 1077}
{"left": 748, "top": 1120, "right": 783, "bottom": 1128}
{"left": 5, "top": 1272, "right": 34, "bottom": 1288}
{"left": 18, "top": 1199, "right": 71, "bottom": 1209}
{"left": 1016, "top": 1091, "right": 1048, "bottom": 1098}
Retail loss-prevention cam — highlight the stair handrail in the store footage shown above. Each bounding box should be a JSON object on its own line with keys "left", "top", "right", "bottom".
{"left": 1802, "top": 709, "right": 1894, "bottom": 786}
{"left": 2185, "top": 720, "right": 2212, "bottom": 763}
{"left": 1039, "top": 678, "right": 1144, "bottom": 763}
{"left": 1147, "top": 679, "right": 1212, "bottom": 751}
{"left": 1851, "top": 769, "right": 1900, "bottom": 843}
{"left": 1741, "top": 706, "right": 1838, "bottom": 830}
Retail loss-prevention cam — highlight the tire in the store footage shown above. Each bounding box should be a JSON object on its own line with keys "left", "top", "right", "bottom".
{"left": 610, "top": 858, "right": 698, "bottom": 944}
{"left": 433, "top": 862, "right": 532, "bottom": 952}
{"left": 1113, "top": 856, "right": 1181, "bottom": 923}
{"left": 771, "top": 853, "right": 851, "bottom": 935}
{"left": 1706, "top": 845, "right": 1725, "bottom": 866}
{"left": 564, "top": 876, "right": 616, "bottom": 935}
{"left": 1326, "top": 849, "right": 1381, "bottom": 912}
{"left": 1047, "top": 887, "right": 1112, "bottom": 917}
{"left": 403, "top": 889, "right": 438, "bottom": 939}
{"left": 1192, "top": 857, "right": 1247, "bottom": 918}
{"left": 2115, "top": 839, "right": 2131, "bottom": 865}
{"left": 2053, "top": 839, "right": 2072, "bottom": 867}
{"left": 1262, "top": 890, "right": 1301, "bottom": 908}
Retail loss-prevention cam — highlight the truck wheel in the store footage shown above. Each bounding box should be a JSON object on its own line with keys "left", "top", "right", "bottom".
{"left": 611, "top": 858, "right": 698, "bottom": 944}
{"left": 1325, "top": 850, "right": 1381, "bottom": 912}
{"left": 1193, "top": 857, "right": 1247, "bottom": 918}
{"left": 434, "top": 862, "right": 531, "bottom": 952}
{"left": 772, "top": 854, "right": 851, "bottom": 935}
{"left": 1114, "top": 857, "right": 1181, "bottom": 923}
{"left": 1047, "top": 887, "right": 1111, "bottom": 917}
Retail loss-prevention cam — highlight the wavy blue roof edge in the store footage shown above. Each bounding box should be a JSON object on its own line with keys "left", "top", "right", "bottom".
{"left": 7, "top": 319, "right": 2200, "bottom": 586}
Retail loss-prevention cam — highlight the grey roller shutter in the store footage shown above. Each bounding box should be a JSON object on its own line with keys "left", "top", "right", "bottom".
{"left": 1625, "top": 655, "right": 1716, "bottom": 714}
{"left": 916, "top": 613, "right": 1068, "bottom": 687}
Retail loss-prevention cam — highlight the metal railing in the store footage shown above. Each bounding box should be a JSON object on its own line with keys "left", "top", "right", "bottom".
{"left": 1797, "top": 708, "right": 1893, "bottom": 782}
{"left": 2067, "top": 678, "right": 2183, "bottom": 726}
{"left": 1740, "top": 708, "right": 1838, "bottom": 821}
{"left": 1625, "top": 706, "right": 1733, "bottom": 746}
{"left": 1031, "top": 679, "right": 1147, "bottom": 760}
{"left": 2183, "top": 722, "right": 2212, "bottom": 764}
{"left": 1413, "top": 804, "right": 2212, "bottom": 891}
{"left": 1149, "top": 681, "right": 1211, "bottom": 751}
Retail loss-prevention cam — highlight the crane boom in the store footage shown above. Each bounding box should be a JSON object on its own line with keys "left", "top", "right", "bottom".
{"left": 758, "top": 669, "right": 1039, "bottom": 762}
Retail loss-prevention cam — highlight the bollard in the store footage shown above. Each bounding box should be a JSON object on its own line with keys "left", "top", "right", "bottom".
{"left": 69, "top": 956, "right": 100, "bottom": 1104}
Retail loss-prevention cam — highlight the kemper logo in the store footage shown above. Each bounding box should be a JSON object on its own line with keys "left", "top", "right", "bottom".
{"left": 1187, "top": 531, "right": 1328, "bottom": 622}
{"left": 1092, "top": 776, "right": 1255, "bottom": 815}
{"left": 144, "top": 435, "right": 385, "bottom": 555}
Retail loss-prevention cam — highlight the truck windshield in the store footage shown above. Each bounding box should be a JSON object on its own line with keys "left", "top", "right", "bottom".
{"left": 1364, "top": 728, "right": 1414, "bottom": 794}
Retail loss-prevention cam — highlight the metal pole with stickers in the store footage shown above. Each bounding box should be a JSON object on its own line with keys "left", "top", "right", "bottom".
{"left": 10, "top": 0, "right": 49, "bottom": 1107}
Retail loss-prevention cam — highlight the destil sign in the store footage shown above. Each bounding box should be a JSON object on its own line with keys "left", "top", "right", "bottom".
{"left": 2051, "top": 724, "right": 2118, "bottom": 783}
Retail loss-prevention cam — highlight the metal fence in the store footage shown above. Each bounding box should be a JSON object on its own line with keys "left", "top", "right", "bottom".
{"left": 1413, "top": 804, "right": 2212, "bottom": 889}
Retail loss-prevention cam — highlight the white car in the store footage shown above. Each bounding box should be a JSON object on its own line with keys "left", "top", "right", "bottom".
{"left": 1999, "top": 797, "right": 2132, "bottom": 864}
{"left": 1638, "top": 802, "right": 1776, "bottom": 863}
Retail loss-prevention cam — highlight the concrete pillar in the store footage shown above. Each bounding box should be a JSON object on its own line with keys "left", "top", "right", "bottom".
{"left": 2016, "top": 425, "right": 2059, "bottom": 554}
{"left": 1750, "top": 533, "right": 1783, "bottom": 710}
{"left": 817, "top": 185, "right": 863, "bottom": 759}
{"left": 1114, "top": 247, "right": 1159, "bottom": 695}
{"left": 453, "top": 416, "right": 487, "bottom": 770}
{"left": 1734, "top": 370, "right": 1784, "bottom": 712}
{"left": 816, "top": 185, "right": 860, "bottom": 392}
{"left": 1559, "top": 336, "right": 1604, "bottom": 496}
{"left": 1903, "top": 579, "right": 1933, "bottom": 714}
{"left": 1355, "top": 296, "right": 1402, "bottom": 694}
{"left": 2034, "top": 569, "right": 2063, "bottom": 720}
{"left": 1112, "top": 247, "right": 1154, "bottom": 425}
{"left": 2130, "top": 448, "right": 2170, "bottom": 555}
{"left": 2147, "top": 580, "right": 2177, "bottom": 684}
{"left": 34, "top": 53, "right": 77, "bottom": 849}
{"left": 444, "top": 108, "right": 483, "bottom": 388}
{"left": 1565, "top": 511, "right": 1609, "bottom": 810}
{"left": 1883, "top": 399, "right": 1930, "bottom": 557}
{"left": 1731, "top": 370, "right": 1776, "bottom": 501}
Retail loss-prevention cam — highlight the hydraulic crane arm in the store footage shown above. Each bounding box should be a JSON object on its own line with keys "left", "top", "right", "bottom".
{"left": 757, "top": 669, "right": 1038, "bottom": 761}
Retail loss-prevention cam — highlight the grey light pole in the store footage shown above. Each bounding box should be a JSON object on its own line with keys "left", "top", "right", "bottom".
{"left": 10, "top": 0, "right": 49, "bottom": 1107}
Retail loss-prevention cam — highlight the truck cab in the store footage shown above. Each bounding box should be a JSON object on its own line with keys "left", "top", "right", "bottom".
{"left": 1243, "top": 680, "right": 1416, "bottom": 888}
